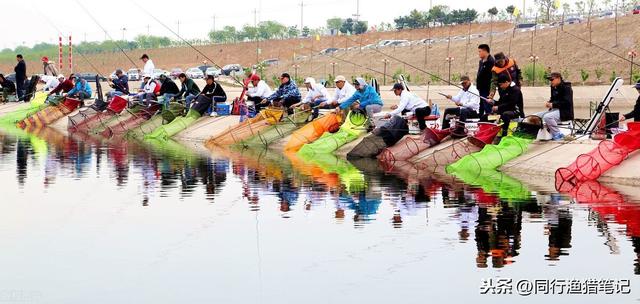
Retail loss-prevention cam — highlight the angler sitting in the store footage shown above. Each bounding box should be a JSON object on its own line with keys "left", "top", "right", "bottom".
{"left": 338, "top": 77, "right": 384, "bottom": 117}
{"left": 190, "top": 74, "right": 227, "bottom": 116}
{"left": 176, "top": 73, "right": 201, "bottom": 109}
{"left": 261, "top": 72, "right": 301, "bottom": 114}
{"left": 620, "top": 81, "right": 640, "bottom": 123}
{"left": 491, "top": 74, "right": 523, "bottom": 137}
{"left": 246, "top": 74, "right": 272, "bottom": 113}
{"left": 441, "top": 75, "right": 480, "bottom": 129}
{"left": 39, "top": 75, "right": 60, "bottom": 92}
{"left": 318, "top": 75, "right": 356, "bottom": 110}
{"left": 385, "top": 83, "right": 431, "bottom": 131}
{"left": 157, "top": 74, "right": 180, "bottom": 107}
{"left": 290, "top": 77, "right": 330, "bottom": 119}
{"left": 67, "top": 75, "right": 93, "bottom": 106}
{"left": 136, "top": 74, "right": 158, "bottom": 105}
{"left": 534, "top": 72, "right": 574, "bottom": 141}
{"left": 0, "top": 74, "right": 16, "bottom": 102}
{"left": 106, "top": 69, "right": 130, "bottom": 100}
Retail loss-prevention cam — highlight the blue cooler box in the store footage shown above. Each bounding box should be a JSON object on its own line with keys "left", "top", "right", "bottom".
{"left": 215, "top": 104, "right": 231, "bottom": 115}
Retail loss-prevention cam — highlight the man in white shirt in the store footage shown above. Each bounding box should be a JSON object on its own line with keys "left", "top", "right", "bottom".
{"left": 246, "top": 74, "right": 273, "bottom": 113}
{"left": 385, "top": 83, "right": 432, "bottom": 130}
{"left": 290, "top": 77, "right": 330, "bottom": 118}
{"left": 40, "top": 74, "right": 62, "bottom": 92}
{"left": 319, "top": 75, "right": 356, "bottom": 108}
{"left": 136, "top": 74, "right": 157, "bottom": 105}
{"left": 140, "top": 54, "right": 155, "bottom": 88}
{"left": 442, "top": 75, "right": 481, "bottom": 129}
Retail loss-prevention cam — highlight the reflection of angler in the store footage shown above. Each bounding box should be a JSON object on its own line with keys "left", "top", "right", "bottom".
{"left": 544, "top": 202, "right": 573, "bottom": 261}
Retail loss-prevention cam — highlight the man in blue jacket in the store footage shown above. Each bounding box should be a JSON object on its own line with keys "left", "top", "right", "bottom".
{"left": 67, "top": 76, "right": 93, "bottom": 106}
{"left": 338, "top": 77, "right": 383, "bottom": 117}
{"left": 261, "top": 72, "right": 301, "bottom": 114}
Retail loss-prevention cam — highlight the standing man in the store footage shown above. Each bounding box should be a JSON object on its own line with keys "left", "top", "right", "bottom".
{"left": 140, "top": 54, "right": 155, "bottom": 89}
{"left": 42, "top": 56, "right": 60, "bottom": 76}
{"left": 488, "top": 52, "right": 523, "bottom": 117}
{"left": 534, "top": 72, "right": 574, "bottom": 141}
{"left": 442, "top": 76, "right": 481, "bottom": 129}
{"left": 385, "top": 83, "right": 431, "bottom": 131}
{"left": 14, "top": 54, "right": 26, "bottom": 101}
{"left": 476, "top": 44, "right": 494, "bottom": 117}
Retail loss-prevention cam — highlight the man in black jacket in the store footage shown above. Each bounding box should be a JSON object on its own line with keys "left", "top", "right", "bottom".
{"left": 492, "top": 74, "right": 523, "bottom": 137}
{"left": 535, "top": 72, "right": 574, "bottom": 140}
{"left": 476, "top": 44, "right": 494, "bottom": 117}
{"left": 620, "top": 81, "right": 640, "bottom": 122}
{"left": 14, "top": 54, "right": 26, "bottom": 101}
{"left": 157, "top": 74, "right": 180, "bottom": 107}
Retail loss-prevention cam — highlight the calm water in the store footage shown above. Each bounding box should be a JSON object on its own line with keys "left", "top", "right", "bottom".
{"left": 1, "top": 126, "right": 640, "bottom": 304}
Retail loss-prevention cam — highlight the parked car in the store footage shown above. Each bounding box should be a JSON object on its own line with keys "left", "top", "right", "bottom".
{"left": 633, "top": 5, "right": 640, "bottom": 14}
{"left": 76, "top": 73, "right": 106, "bottom": 82}
{"left": 152, "top": 69, "right": 170, "bottom": 79}
{"left": 127, "top": 68, "right": 140, "bottom": 81}
{"left": 170, "top": 68, "right": 183, "bottom": 79}
{"left": 598, "top": 11, "right": 615, "bottom": 19}
{"left": 197, "top": 65, "right": 211, "bottom": 74}
{"left": 319, "top": 48, "right": 339, "bottom": 55}
{"left": 4, "top": 73, "right": 16, "bottom": 82}
{"left": 386, "top": 40, "right": 410, "bottom": 47}
{"left": 516, "top": 23, "right": 537, "bottom": 32}
{"left": 221, "top": 64, "right": 243, "bottom": 76}
{"left": 565, "top": 17, "right": 582, "bottom": 24}
{"left": 185, "top": 67, "right": 204, "bottom": 79}
{"left": 260, "top": 58, "right": 279, "bottom": 66}
{"left": 205, "top": 67, "right": 221, "bottom": 77}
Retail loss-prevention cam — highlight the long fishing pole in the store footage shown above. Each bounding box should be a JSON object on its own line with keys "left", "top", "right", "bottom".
{"left": 131, "top": 1, "right": 244, "bottom": 87}
{"left": 561, "top": 28, "right": 640, "bottom": 68}
{"left": 75, "top": 0, "right": 139, "bottom": 70}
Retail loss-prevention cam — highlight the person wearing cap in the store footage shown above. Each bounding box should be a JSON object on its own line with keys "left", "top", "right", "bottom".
{"left": 476, "top": 44, "right": 495, "bottom": 117}
{"left": 48, "top": 73, "right": 74, "bottom": 98}
{"left": 67, "top": 75, "right": 93, "bottom": 105}
{"left": 491, "top": 74, "right": 523, "bottom": 137}
{"left": 263, "top": 72, "right": 301, "bottom": 113}
{"left": 190, "top": 74, "right": 227, "bottom": 116}
{"left": 41, "top": 56, "right": 59, "bottom": 76}
{"left": 140, "top": 54, "right": 155, "bottom": 89}
{"left": 534, "top": 72, "right": 574, "bottom": 141}
{"left": 157, "top": 74, "right": 180, "bottom": 106}
{"left": 136, "top": 74, "right": 157, "bottom": 104}
{"left": 442, "top": 76, "right": 481, "bottom": 129}
{"left": 338, "top": 77, "right": 384, "bottom": 117}
{"left": 176, "top": 73, "right": 201, "bottom": 109}
{"left": 386, "top": 83, "right": 431, "bottom": 130}
{"left": 488, "top": 52, "right": 522, "bottom": 113}
{"left": 319, "top": 75, "right": 356, "bottom": 109}
{"left": 620, "top": 81, "right": 640, "bottom": 122}
{"left": 107, "top": 69, "right": 130, "bottom": 100}
{"left": 290, "top": 77, "right": 330, "bottom": 118}
{"left": 0, "top": 74, "right": 16, "bottom": 102}
{"left": 246, "top": 74, "right": 272, "bottom": 113}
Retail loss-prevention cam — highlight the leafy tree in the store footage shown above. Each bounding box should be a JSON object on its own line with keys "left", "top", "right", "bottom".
{"left": 535, "top": 0, "right": 558, "bottom": 21}
{"left": 340, "top": 18, "right": 355, "bottom": 34}
{"left": 487, "top": 7, "right": 499, "bottom": 17}
{"left": 302, "top": 26, "right": 310, "bottom": 37}
{"left": 287, "top": 26, "right": 300, "bottom": 38}
{"left": 428, "top": 5, "right": 450, "bottom": 24}
{"left": 353, "top": 21, "right": 368, "bottom": 34}
{"left": 326, "top": 18, "right": 343, "bottom": 31}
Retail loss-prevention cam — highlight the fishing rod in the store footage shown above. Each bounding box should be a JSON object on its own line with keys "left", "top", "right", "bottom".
{"left": 561, "top": 28, "right": 640, "bottom": 68}
{"left": 75, "top": 0, "right": 139, "bottom": 70}
{"left": 131, "top": 1, "right": 244, "bottom": 87}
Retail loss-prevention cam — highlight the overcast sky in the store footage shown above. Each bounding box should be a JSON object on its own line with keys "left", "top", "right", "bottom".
{"left": 6, "top": 0, "right": 591, "bottom": 49}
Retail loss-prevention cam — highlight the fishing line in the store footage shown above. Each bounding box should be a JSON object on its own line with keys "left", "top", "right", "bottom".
{"left": 75, "top": 0, "right": 139, "bottom": 70}
{"left": 131, "top": 0, "right": 244, "bottom": 87}
{"left": 561, "top": 28, "right": 640, "bottom": 68}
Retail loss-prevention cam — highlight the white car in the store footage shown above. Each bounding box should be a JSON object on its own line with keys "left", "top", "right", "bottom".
{"left": 152, "top": 69, "right": 170, "bottom": 79}
{"left": 185, "top": 67, "right": 204, "bottom": 79}
{"left": 127, "top": 68, "right": 140, "bottom": 81}
{"left": 205, "top": 67, "right": 221, "bottom": 77}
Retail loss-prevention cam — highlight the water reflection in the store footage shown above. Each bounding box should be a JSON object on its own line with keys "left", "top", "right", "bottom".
{"left": 2, "top": 125, "right": 640, "bottom": 277}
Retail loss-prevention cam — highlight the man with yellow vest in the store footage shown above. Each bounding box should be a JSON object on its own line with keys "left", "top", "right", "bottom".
{"left": 487, "top": 52, "right": 524, "bottom": 117}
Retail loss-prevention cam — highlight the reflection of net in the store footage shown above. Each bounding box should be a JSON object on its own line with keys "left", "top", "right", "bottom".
{"left": 413, "top": 139, "right": 482, "bottom": 171}
{"left": 205, "top": 108, "right": 285, "bottom": 148}
{"left": 379, "top": 135, "right": 429, "bottom": 164}
{"left": 106, "top": 105, "right": 162, "bottom": 139}
{"left": 17, "top": 98, "right": 80, "bottom": 129}
{"left": 284, "top": 113, "right": 343, "bottom": 152}
{"left": 555, "top": 122, "right": 640, "bottom": 191}
{"left": 449, "top": 168, "right": 530, "bottom": 202}
{"left": 67, "top": 96, "right": 128, "bottom": 132}
{"left": 448, "top": 136, "right": 533, "bottom": 174}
